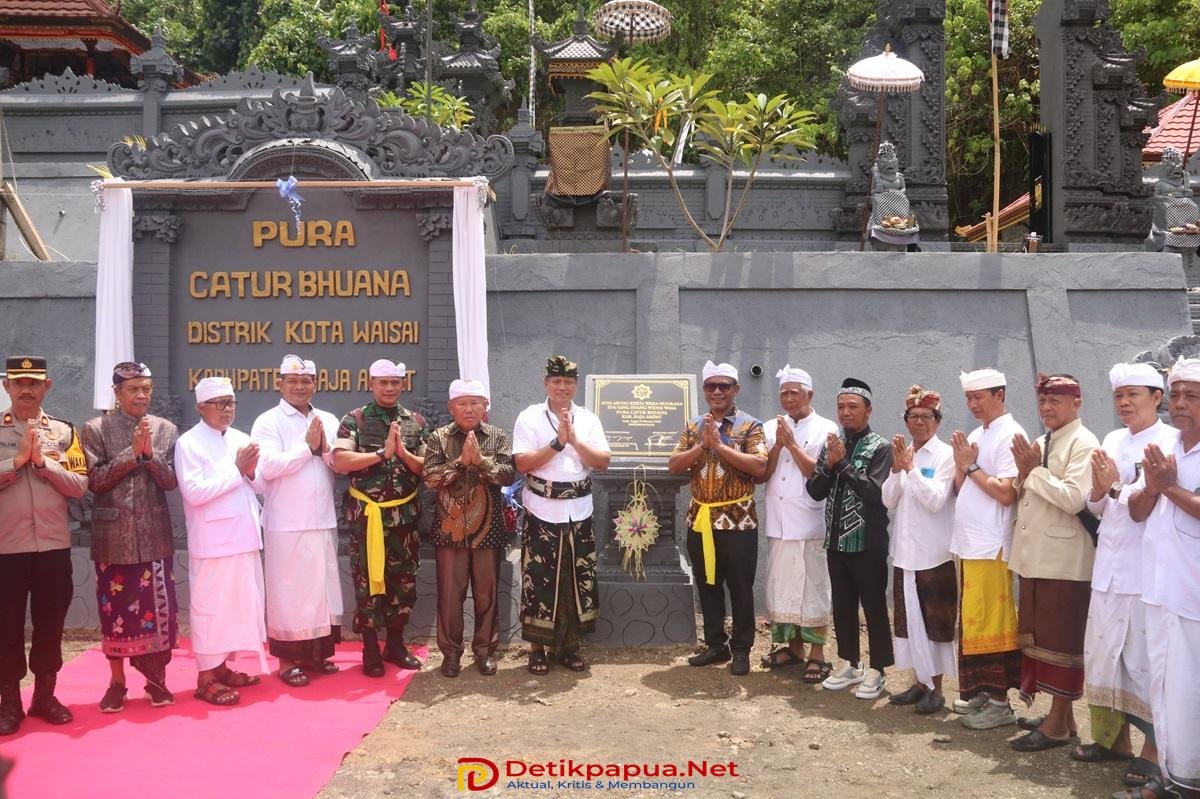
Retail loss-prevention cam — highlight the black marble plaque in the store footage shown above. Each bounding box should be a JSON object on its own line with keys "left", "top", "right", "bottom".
{"left": 585, "top": 374, "right": 697, "bottom": 459}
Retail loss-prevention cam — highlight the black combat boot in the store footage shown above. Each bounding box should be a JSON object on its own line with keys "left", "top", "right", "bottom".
{"left": 361, "top": 630, "right": 385, "bottom": 678}
{"left": 27, "top": 674, "right": 73, "bottom": 725}
{"left": 0, "top": 682, "right": 23, "bottom": 735}
{"left": 382, "top": 635, "right": 422, "bottom": 670}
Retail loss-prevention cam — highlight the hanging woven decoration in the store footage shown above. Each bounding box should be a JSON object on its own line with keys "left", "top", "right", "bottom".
{"left": 611, "top": 466, "right": 660, "bottom": 580}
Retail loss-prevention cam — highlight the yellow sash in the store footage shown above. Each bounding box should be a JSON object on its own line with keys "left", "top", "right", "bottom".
{"left": 691, "top": 495, "right": 754, "bottom": 585}
{"left": 349, "top": 485, "right": 418, "bottom": 596}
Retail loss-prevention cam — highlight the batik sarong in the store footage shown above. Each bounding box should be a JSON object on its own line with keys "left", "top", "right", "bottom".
{"left": 96, "top": 558, "right": 177, "bottom": 679}
{"left": 520, "top": 512, "right": 598, "bottom": 653}
{"left": 893, "top": 561, "right": 958, "bottom": 688}
{"left": 1084, "top": 588, "right": 1154, "bottom": 744}
{"left": 1018, "top": 576, "right": 1090, "bottom": 703}
{"left": 957, "top": 557, "right": 1021, "bottom": 699}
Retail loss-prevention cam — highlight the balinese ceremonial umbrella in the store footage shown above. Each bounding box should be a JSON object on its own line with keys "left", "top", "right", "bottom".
{"left": 845, "top": 43, "right": 924, "bottom": 250}
{"left": 594, "top": 0, "right": 673, "bottom": 252}
{"left": 1164, "top": 56, "right": 1200, "bottom": 165}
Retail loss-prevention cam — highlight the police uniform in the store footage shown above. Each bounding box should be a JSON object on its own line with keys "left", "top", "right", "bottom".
{"left": 0, "top": 356, "right": 88, "bottom": 732}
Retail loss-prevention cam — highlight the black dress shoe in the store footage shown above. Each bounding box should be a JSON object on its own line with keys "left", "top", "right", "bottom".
{"left": 362, "top": 631, "right": 386, "bottom": 677}
{"left": 0, "top": 707, "right": 21, "bottom": 736}
{"left": 889, "top": 683, "right": 928, "bottom": 706}
{"left": 687, "top": 646, "right": 732, "bottom": 667}
{"left": 729, "top": 652, "right": 750, "bottom": 676}
{"left": 477, "top": 656, "right": 498, "bottom": 676}
{"left": 440, "top": 658, "right": 462, "bottom": 678}
{"left": 384, "top": 640, "right": 422, "bottom": 670}
{"left": 27, "top": 694, "right": 73, "bottom": 725}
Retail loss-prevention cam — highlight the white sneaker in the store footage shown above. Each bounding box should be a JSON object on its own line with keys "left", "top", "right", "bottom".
{"left": 952, "top": 694, "right": 989, "bottom": 714}
{"left": 821, "top": 662, "right": 865, "bottom": 690}
{"left": 959, "top": 700, "right": 1016, "bottom": 730}
{"left": 853, "top": 668, "right": 885, "bottom": 700}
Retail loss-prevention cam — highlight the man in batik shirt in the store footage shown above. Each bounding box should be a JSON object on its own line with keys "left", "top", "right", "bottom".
{"left": 332, "top": 359, "right": 429, "bottom": 676}
{"left": 81, "top": 361, "right": 178, "bottom": 712}
{"left": 669, "top": 360, "right": 767, "bottom": 677}
{"left": 423, "top": 379, "right": 516, "bottom": 678}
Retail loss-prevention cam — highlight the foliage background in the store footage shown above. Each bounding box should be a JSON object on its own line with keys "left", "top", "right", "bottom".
{"left": 120, "top": 0, "right": 1200, "bottom": 231}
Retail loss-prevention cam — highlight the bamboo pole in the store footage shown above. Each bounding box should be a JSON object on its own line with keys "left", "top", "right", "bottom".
{"left": 990, "top": 53, "right": 1001, "bottom": 253}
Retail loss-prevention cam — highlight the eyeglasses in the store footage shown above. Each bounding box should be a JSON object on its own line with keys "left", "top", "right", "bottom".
{"left": 202, "top": 399, "right": 237, "bottom": 410}
{"left": 904, "top": 413, "right": 936, "bottom": 423}
{"left": 703, "top": 382, "right": 736, "bottom": 393}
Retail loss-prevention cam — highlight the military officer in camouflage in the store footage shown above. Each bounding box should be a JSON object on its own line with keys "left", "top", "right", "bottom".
{"left": 332, "top": 359, "right": 430, "bottom": 677}
{"left": 0, "top": 356, "right": 89, "bottom": 735}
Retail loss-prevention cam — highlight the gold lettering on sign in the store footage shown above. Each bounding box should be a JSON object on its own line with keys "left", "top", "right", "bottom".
{"left": 187, "top": 367, "right": 363, "bottom": 393}
{"left": 355, "top": 369, "right": 415, "bottom": 391}
{"left": 351, "top": 320, "right": 420, "bottom": 344}
{"left": 284, "top": 320, "right": 345, "bottom": 344}
{"left": 186, "top": 320, "right": 273, "bottom": 344}
{"left": 251, "top": 220, "right": 357, "bottom": 248}
{"left": 189, "top": 270, "right": 409, "bottom": 299}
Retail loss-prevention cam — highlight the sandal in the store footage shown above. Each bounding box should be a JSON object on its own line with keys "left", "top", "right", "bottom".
{"left": 277, "top": 666, "right": 310, "bottom": 688}
{"left": 311, "top": 660, "right": 339, "bottom": 675}
{"left": 1071, "top": 742, "right": 1134, "bottom": 763}
{"left": 193, "top": 680, "right": 239, "bottom": 706}
{"left": 215, "top": 666, "right": 260, "bottom": 688}
{"left": 558, "top": 652, "right": 587, "bottom": 672}
{"left": 1112, "top": 778, "right": 1173, "bottom": 799}
{"left": 1010, "top": 729, "right": 1072, "bottom": 752}
{"left": 760, "top": 648, "right": 802, "bottom": 669}
{"left": 1124, "top": 758, "right": 1162, "bottom": 788}
{"left": 527, "top": 650, "right": 550, "bottom": 676}
{"left": 801, "top": 659, "right": 832, "bottom": 684}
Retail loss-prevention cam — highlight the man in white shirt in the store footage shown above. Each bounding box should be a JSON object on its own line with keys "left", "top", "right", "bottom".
{"left": 251, "top": 354, "right": 343, "bottom": 688}
{"left": 1129, "top": 357, "right": 1200, "bottom": 799}
{"left": 949, "top": 368, "right": 1025, "bottom": 730}
{"left": 882, "top": 385, "right": 957, "bottom": 714}
{"left": 1074, "top": 363, "right": 1171, "bottom": 790}
{"left": 175, "top": 377, "right": 266, "bottom": 707}
{"left": 759, "top": 365, "right": 838, "bottom": 684}
{"left": 513, "top": 356, "right": 610, "bottom": 676}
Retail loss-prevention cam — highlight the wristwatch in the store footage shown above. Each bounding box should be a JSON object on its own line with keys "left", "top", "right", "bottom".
{"left": 1108, "top": 480, "right": 1122, "bottom": 499}
{"left": 549, "top": 439, "right": 566, "bottom": 452}
{"left": 965, "top": 463, "right": 981, "bottom": 476}
{"left": 374, "top": 447, "right": 387, "bottom": 463}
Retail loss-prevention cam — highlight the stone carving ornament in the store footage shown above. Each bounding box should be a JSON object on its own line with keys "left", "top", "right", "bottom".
{"left": 869, "top": 141, "right": 920, "bottom": 248}
{"left": 1145, "top": 146, "right": 1200, "bottom": 251}
{"left": 107, "top": 75, "right": 514, "bottom": 180}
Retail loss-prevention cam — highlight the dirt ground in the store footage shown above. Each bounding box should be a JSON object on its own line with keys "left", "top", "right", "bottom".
{"left": 307, "top": 619, "right": 1138, "bottom": 799}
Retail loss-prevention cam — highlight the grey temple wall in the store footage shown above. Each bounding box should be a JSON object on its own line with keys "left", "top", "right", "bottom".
{"left": 0, "top": 250, "right": 1190, "bottom": 637}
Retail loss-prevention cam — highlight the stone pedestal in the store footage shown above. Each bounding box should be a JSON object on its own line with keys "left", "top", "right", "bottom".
{"left": 587, "top": 466, "right": 696, "bottom": 646}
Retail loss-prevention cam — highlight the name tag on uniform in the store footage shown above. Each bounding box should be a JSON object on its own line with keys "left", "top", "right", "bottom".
{"left": 920, "top": 467, "right": 935, "bottom": 479}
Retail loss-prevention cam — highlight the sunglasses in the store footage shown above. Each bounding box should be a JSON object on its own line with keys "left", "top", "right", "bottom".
{"left": 703, "top": 382, "right": 736, "bottom": 393}
{"left": 202, "top": 399, "right": 237, "bottom": 410}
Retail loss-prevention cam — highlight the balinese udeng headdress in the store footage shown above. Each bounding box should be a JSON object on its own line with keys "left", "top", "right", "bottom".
{"left": 905, "top": 385, "right": 941, "bottom": 412}
{"left": 1035, "top": 372, "right": 1081, "bottom": 398}
{"left": 545, "top": 355, "right": 579, "bottom": 379}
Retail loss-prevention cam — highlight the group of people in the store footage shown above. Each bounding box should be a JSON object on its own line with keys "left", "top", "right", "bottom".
{"left": 0, "top": 352, "right": 609, "bottom": 726}
{"left": 2, "top": 349, "right": 1198, "bottom": 798}
{"left": 671, "top": 359, "right": 1198, "bottom": 799}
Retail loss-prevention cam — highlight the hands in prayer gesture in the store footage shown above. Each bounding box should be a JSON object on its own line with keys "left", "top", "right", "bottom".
{"left": 305, "top": 416, "right": 325, "bottom": 453}
{"left": 235, "top": 442, "right": 259, "bottom": 477}
{"left": 383, "top": 421, "right": 402, "bottom": 460}
{"left": 825, "top": 432, "right": 846, "bottom": 465}
{"left": 132, "top": 417, "right": 153, "bottom": 458}
{"left": 774, "top": 416, "right": 795, "bottom": 450}
{"left": 891, "top": 434, "right": 913, "bottom": 472}
{"left": 461, "top": 429, "right": 482, "bottom": 467}
{"left": 1143, "top": 443, "right": 1177, "bottom": 495}
{"left": 557, "top": 407, "right": 573, "bottom": 447}
{"left": 950, "top": 430, "right": 979, "bottom": 472}
{"left": 701, "top": 414, "right": 721, "bottom": 450}
{"left": 1090, "top": 449, "right": 1119, "bottom": 492}
{"left": 1010, "top": 434, "right": 1042, "bottom": 481}
{"left": 16, "top": 424, "right": 43, "bottom": 469}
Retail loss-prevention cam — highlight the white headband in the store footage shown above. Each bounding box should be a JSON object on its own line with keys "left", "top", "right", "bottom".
{"left": 280, "top": 354, "right": 316, "bottom": 376}
{"left": 195, "top": 376, "right": 234, "bottom": 404}
{"left": 1169, "top": 356, "right": 1200, "bottom": 386}
{"left": 448, "top": 378, "right": 489, "bottom": 401}
{"left": 702, "top": 360, "right": 738, "bottom": 383}
{"left": 776, "top": 364, "right": 812, "bottom": 390}
{"left": 960, "top": 368, "right": 1006, "bottom": 391}
{"left": 369, "top": 359, "right": 406, "bottom": 379}
{"left": 1109, "top": 362, "right": 1164, "bottom": 391}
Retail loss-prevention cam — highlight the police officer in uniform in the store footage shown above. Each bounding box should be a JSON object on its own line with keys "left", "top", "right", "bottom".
{"left": 0, "top": 356, "right": 89, "bottom": 734}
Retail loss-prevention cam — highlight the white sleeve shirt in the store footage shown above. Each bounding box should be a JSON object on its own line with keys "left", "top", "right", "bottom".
{"left": 1141, "top": 430, "right": 1200, "bottom": 621}
{"left": 513, "top": 401, "right": 610, "bottom": 523}
{"left": 250, "top": 399, "right": 339, "bottom": 533}
{"left": 950, "top": 412, "right": 1026, "bottom": 560}
{"left": 175, "top": 422, "right": 263, "bottom": 559}
{"left": 883, "top": 435, "right": 956, "bottom": 571}
{"left": 1087, "top": 420, "right": 1175, "bottom": 594}
{"left": 763, "top": 411, "right": 838, "bottom": 540}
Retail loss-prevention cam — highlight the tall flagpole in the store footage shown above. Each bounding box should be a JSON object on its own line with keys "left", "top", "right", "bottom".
{"left": 528, "top": 0, "right": 537, "bottom": 128}
{"left": 991, "top": 53, "right": 1001, "bottom": 252}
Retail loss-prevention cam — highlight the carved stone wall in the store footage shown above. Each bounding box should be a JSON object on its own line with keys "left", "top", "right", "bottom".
{"left": 1035, "top": 0, "right": 1157, "bottom": 245}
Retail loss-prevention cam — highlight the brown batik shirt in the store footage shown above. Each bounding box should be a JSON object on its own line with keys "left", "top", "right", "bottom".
{"left": 673, "top": 406, "right": 768, "bottom": 531}
{"left": 422, "top": 422, "right": 516, "bottom": 549}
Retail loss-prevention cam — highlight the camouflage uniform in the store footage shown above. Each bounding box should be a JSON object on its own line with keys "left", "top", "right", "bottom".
{"left": 334, "top": 402, "right": 429, "bottom": 634}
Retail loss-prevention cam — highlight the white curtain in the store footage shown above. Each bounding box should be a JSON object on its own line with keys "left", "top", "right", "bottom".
{"left": 93, "top": 182, "right": 134, "bottom": 410}
{"left": 452, "top": 181, "right": 491, "bottom": 397}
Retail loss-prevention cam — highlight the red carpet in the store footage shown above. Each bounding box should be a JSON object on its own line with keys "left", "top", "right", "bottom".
{"left": 0, "top": 641, "right": 422, "bottom": 799}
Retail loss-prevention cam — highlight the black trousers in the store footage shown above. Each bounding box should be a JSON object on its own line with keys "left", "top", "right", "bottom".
{"left": 686, "top": 530, "right": 757, "bottom": 654}
{"left": 0, "top": 549, "right": 72, "bottom": 684}
{"left": 827, "top": 548, "right": 893, "bottom": 671}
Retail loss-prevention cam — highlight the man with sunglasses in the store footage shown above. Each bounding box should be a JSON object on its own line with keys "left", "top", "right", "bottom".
{"left": 1128, "top": 357, "right": 1200, "bottom": 799}
{"left": 175, "top": 376, "right": 267, "bottom": 706}
{"left": 80, "top": 361, "right": 178, "bottom": 713}
{"left": 882, "top": 386, "right": 957, "bottom": 714}
{"left": 669, "top": 361, "right": 767, "bottom": 677}
{"left": 251, "top": 355, "right": 343, "bottom": 688}
{"left": 1007, "top": 373, "right": 1099, "bottom": 751}
{"left": 0, "top": 356, "right": 88, "bottom": 734}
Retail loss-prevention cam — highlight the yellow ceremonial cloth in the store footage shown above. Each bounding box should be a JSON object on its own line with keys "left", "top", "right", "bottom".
{"left": 349, "top": 486, "right": 418, "bottom": 596}
{"left": 691, "top": 495, "right": 754, "bottom": 586}
{"left": 960, "top": 556, "right": 1019, "bottom": 655}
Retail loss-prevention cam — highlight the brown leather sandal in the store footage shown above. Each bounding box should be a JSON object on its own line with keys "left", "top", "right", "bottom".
{"left": 527, "top": 650, "right": 550, "bottom": 675}
{"left": 193, "top": 680, "right": 239, "bottom": 706}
